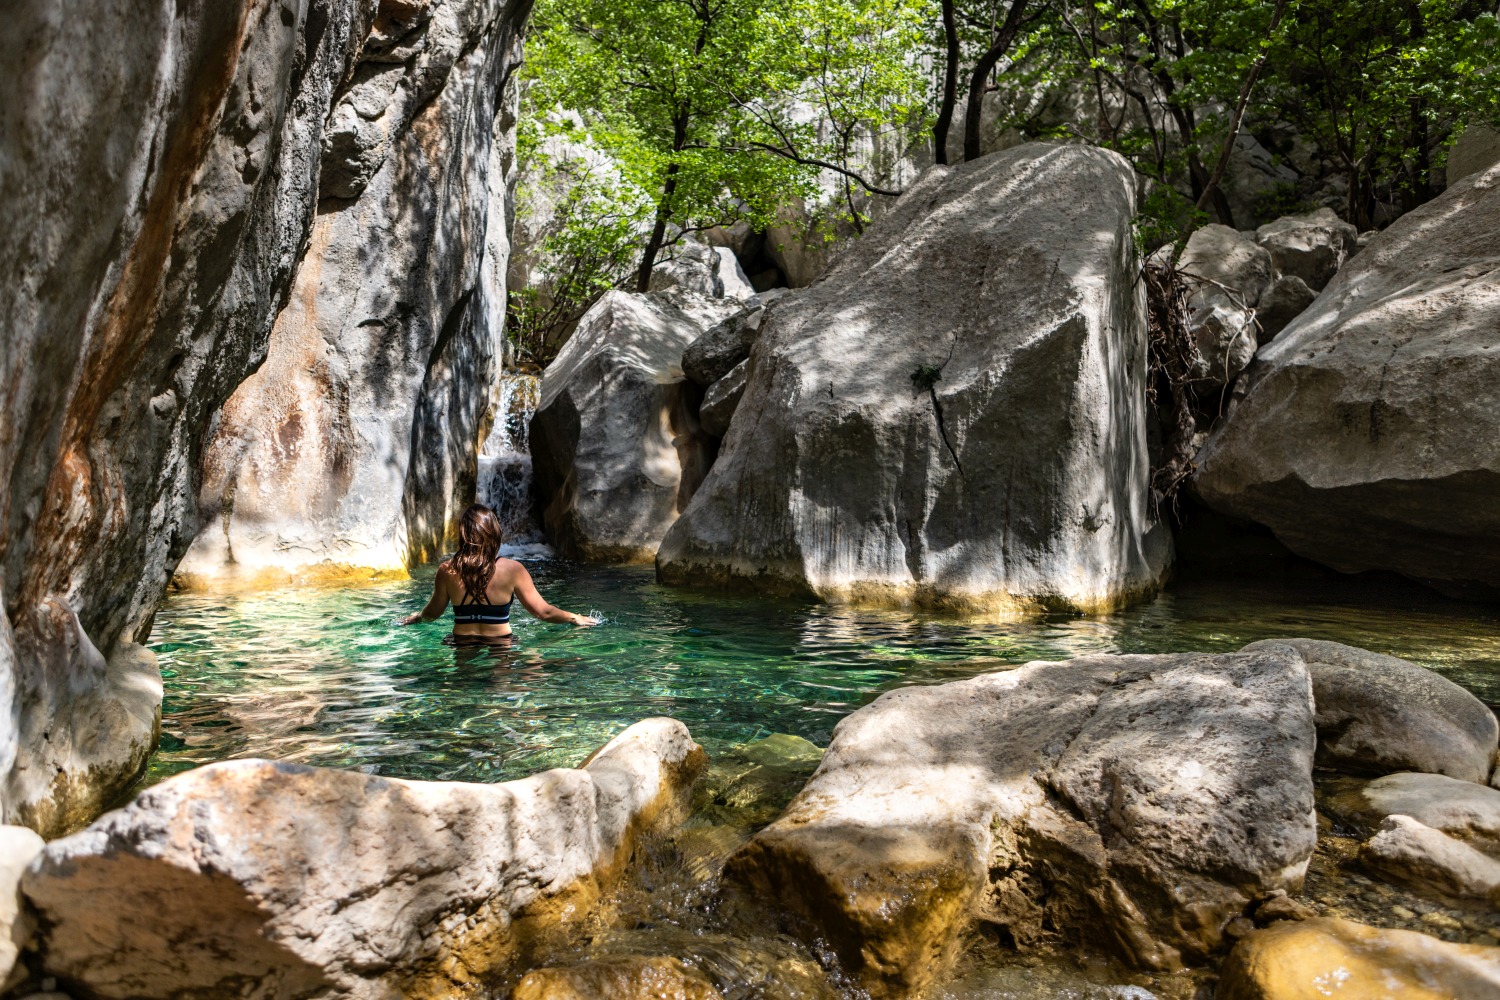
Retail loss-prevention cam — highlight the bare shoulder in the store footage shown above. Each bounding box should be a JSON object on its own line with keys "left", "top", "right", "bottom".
{"left": 496, "top": 557, "right": 532, "bottom": 583}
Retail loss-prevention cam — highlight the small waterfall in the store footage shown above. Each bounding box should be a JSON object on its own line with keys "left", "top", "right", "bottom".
{"left": 478, "top": 373, "right": 550, "bottom": 556}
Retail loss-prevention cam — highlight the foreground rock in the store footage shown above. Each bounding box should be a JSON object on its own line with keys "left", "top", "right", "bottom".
{"left": 723, "top": 649, "right": 1316, "bottom": 997}
{"left": 178, "top": 0, "right": 525, "bottom": 587}
{"left": 1, "top": 825, "right": 45, "bottom": 990}
{"left": 1195, "top": 163, "right": 1500, "bottom": 598}
{"left": 1243, "top": 639, "right": 1498, "bottom": 782}
{"left": 659, "top": 143, "right": 1172, "bottom": 613}
{"left": 1217, "top": 917, "right": 1500, "bottom": 1000}
{"left": 23, "top": 719, "right": 705, "bottom": 1000}
{"left": 531, "top": 291, "right": 737, "bottom": 561}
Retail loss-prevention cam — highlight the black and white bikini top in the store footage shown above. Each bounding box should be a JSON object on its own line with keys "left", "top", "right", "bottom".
{"left": 452, "top": 594, "right": 513, "bottom": 625}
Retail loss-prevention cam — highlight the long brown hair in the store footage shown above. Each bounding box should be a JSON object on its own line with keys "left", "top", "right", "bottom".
{"left": 452, "top": 504, "right": 503, "bottom": 602}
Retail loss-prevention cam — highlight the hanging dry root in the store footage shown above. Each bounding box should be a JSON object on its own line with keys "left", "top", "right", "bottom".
{"left": 1144, "top": 254, "right": 1205, "bottom": 516}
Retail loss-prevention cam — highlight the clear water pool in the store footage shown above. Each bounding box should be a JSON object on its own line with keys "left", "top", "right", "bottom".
{"left": 144, "top": 561, "right": 1500, "bottom": 788}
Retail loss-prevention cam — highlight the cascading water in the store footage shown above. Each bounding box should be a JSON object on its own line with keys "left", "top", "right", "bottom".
{"left": 478, "top": 373, "right": 550, "bottom": 555}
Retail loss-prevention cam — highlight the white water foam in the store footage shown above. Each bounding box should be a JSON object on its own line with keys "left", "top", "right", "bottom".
{"left": 479, "top": 374, "right": 549, "bottom": 552}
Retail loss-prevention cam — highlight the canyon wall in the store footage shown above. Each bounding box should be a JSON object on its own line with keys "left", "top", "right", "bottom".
{"left": 0, "top": 0, "right": 529, "bottom": 836}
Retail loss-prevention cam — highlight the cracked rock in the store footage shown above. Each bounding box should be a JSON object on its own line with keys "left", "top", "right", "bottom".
{"left": 721, "top": 648, "right": 1317, "bottom": 998}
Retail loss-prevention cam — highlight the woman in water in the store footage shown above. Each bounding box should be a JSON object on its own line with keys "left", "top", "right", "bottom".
{"left": 398, "top": 503, "right": 597, "bottom": 636}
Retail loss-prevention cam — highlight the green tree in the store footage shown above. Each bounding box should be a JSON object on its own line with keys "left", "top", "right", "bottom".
{"left": 524, "top": 0, "right": 928, "bottom": 290}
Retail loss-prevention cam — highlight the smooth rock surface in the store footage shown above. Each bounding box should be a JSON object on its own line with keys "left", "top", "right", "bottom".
{"left": 1326, "top": 772, "right": 1500, "bottom": 850}
{"left": 0, "top": 825, "right": 45, "bottom": 990}
{"left": 659, "top": 143, "right": 1172, "bottom": 613}
{"left": 1194, "top": 164, "right": 1500, "bottom": 598}
{"left": 179, "top": 0, "right": 528, "bottom": 588}
{"left": 1241, "top": 639, "right": 1498, "bottom": 783}
{"left": 698, "top": 361, "right": 748, "bottom": 438}
{"left": 512, "top": 957, "right": 724, "bottom": 1000}
{"left": 1360, "top": 813, "right": 1500, "bottom": 907}
{"left": 1254, "top": 209, "right": 1358, "bottom": 292}
{"left": 1217, "top": 917, "right": 1500, "bottom": 1000}
{"left": 531, "top": 291, "right": 737, "bottom": 561}
{"left": 23, "top": 718, "right": 706, "bottom": 1000}
{"left": 723, "top": 649, "right": 1316, "bottom": 997}
{"left": 0, "top": 0, "right": 375, "bottom": 835}
{"left": 1450, "top": 124, "right": 1500, "bottom": 181}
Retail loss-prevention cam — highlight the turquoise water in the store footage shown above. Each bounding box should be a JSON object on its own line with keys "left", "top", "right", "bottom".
{"left": 144, "top": 561, "right": 1500, "bottom": 787}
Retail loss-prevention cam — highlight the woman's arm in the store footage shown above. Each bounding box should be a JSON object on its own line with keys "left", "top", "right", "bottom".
{"left": 397, "top": 566, "right": 451, "bottom": 625}
{"left": 510, "top": 562, "right": 598, "bottom": 625}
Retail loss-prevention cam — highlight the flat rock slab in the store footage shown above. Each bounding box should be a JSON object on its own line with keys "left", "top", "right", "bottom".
{"left": 1217, "top": 917, "right": 1500, "bottom": 1000}
{"left": 1244, "top": 639, "right": 1499, "bottom": 782}
{"left": 722, "top": 649, "right": 1317, "bottom": 998}
{"left": 23, "top": 719, "right": 705, "bottom": 1000}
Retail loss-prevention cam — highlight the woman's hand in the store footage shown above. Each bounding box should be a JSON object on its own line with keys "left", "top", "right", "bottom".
{"left": 572, "top": 614, "right": 600, "bottom": 626}
{"left": 396, "top": 612, "right": 423, "bottom": 626}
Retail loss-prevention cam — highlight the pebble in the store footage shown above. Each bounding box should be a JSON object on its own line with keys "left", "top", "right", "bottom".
{"left": 1420, "top": 911, "right": 1463, "bottom": 932}
{"left": 1390, "top": 905, "right": 1416, "bottom": 920}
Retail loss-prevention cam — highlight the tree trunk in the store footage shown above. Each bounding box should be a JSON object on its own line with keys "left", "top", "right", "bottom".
{"left": 933, "top": 0, "right": 960, "bottom": 165}
{"left": 962, "top": 0, "right": 1031, "bottom": 162}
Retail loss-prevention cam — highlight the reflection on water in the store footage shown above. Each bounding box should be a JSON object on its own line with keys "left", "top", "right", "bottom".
{"left": 145, "top": 563, "right": 1500, "bottom": 788}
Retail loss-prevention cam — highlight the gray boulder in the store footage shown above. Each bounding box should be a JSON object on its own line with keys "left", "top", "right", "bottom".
{"left": 23, "top": 719, "right": 706, "bottom": 1000}
{"left": 1326, "top": 772, "right": 1500, "bottom": 851}
{"left": 722, "top": 649, "right": 1316, "bottom": 996}
{"left": 1254, "top": 208, "right": 1358, "bottom": 291}
{"left": 698, "top": 361, "right": 748, "bottom": 438}
{"left": 1, "top": 825, "right": 44, "bottom": 990}
{"left": 681, "top": 305, "right": 767, "bottom": 388}
{"left": 1254, "top": 275, "right": 1317, "bottom": 343}
{"left": 1361, "top": 814, "right": 1500, "bottom": 907}
{"left": 1450, "top": 124, "right": 1500, "bottom": 182}
{"left": 659, "top": 143, "right": 1172, "bottom": 613}
{"left": 1177, "top": 224, "right": 1275, "bottom": 386}
{"left": 1195, "top": 164, "right": 1500, "bottom": 598}
{"left": 531, "top": 291, "right": 737, "bottom": 561}
{"left": 649, "top": 240, "right": 757, "bottom": 303}
{"left": 1243, "top": 639, "right": 1498, "bottom": 782}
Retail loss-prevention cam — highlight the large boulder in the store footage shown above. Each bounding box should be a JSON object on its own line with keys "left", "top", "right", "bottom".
{"left": 681, "top": 304, "right": 769, "bottom": 388}
{"left": 1217, "top": 917, "right": 1500, "bottom": 1000}
{"left": 1176, "top": 224, "right": 1275, "bottom": 385}
{"left": 531, "top": 291, "right": 738, "bottom": 561}
{"left": 1195, "top": 163, "right": 1500, "bottom": 598}
{"left": 1242, "top": 639, "right": 1498, "bottom": 782}
{"left": 1450, "top": 124, "right": 1500, "bottom": 182}
{"left": 177, "top": 0, "right": 526, "bottom": 588}
{"left": 1254, "top": 275, "right": 1316, "bottom": 344}
{"left": 0, "top": 0, "right": 530, "bottom": 835}
{"left": 1254, "top": 209, "right": 1358, "bottom": 292}
{"left": 0, "top": 825, "right": 45, "bottom": 990}
{"left": 658, "top": 143, "right": 1172, "bottom": 613}
{"left": 23, "top": 719, "right": 706, "bottom": 1000}
{"left": 698, "top": 361, "right": 748, "bottom": 438}
{"left": 722, "top": 649, "right": 1317, "bottom": 997}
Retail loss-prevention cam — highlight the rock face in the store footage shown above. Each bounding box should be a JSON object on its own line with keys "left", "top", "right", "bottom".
{"left": 722, "top": 649, "right": 1317, "bottom": 997}
{"left": 1, "top": 825, "right": 45, "bottom": 990}
{"left": 1217, "top": 917, "right": 1500, "bottom": 1000}
{"left": 1242, "top": 639, "right": 1498, "bottom": 782}
{"left": 1253, "top": 209, "right": 1358, "bottom": 292}
{"left": 1195, "top": 163, "right": 1500, "bottom": 598}
{"left": 698, "top": 362, "right": 748, "bottom": 438}
{"left": 177, "top": 0, "right": 529, "bottom": 588}
{"left": 23, "top": 719, "right": 706, "bottom": 1000}
{"left": 0, "top": 0, "right": 373, "bottom": 835}
{"left": 659, "top": 143, "right": 1172, "bottom": 613}
{"left": 531, "top": 290, "right": 740, "bottom": 561}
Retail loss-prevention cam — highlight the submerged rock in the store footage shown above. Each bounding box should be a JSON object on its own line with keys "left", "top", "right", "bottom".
{"left": 1254, "top": 209, "right": 1358, "bottom": 292}
{"left": 659, "top": 143, "right": 1172, "bottom": 613}
{"left": 1194, "top": 163, "right": 1500, "bottom": 598}
{"left": 531, "top": 291, "right": 738, "bottom": 561}
{"left": 512, "top": 956, "right": 724, "bottom": 1000}
{"left": 23, "top": 719, "right": 706, "bottom": 1000}
{"left": 722, "top": 649, "right": 1317, "bottom": 997}
{"left": 1242, "top": 639, "right": 1498, "bottom": 783}
{"left": 1, "top": 825, "right": 44, "bottom": 990}
{"left": 1217, "top": 917, "right": 1500, "bottom": 1000}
